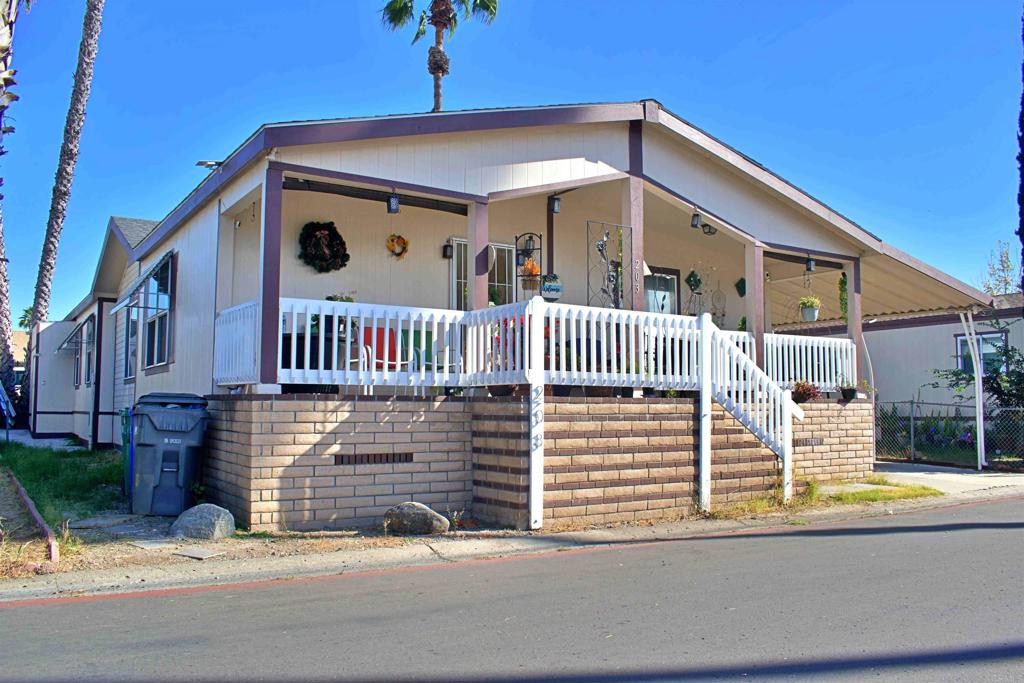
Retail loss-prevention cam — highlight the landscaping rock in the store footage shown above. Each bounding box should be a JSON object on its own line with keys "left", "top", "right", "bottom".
{"left": 170, "top": 504, "right": 235, "bottom": 540}
{"left": 383, "top": 502, "right": 450, "bottom": 535}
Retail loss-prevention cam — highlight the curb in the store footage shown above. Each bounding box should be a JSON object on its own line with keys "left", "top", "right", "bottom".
{"left": 5, "top": 469, "right": 59, "bottom": 564}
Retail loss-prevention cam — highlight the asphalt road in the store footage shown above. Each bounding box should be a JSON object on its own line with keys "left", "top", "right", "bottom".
{"left": 2, "top": 499, "right": 1023, "bottom": 683}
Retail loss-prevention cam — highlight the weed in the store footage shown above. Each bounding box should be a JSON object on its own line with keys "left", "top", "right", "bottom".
{"left": 0, "top": 443, "right": 123, "bottom": 527}
{"left": 57, "top": 520, "right": 81, "bottom": 556}
{"left": 445, "top": 506, "right": 465, "bottom": 530}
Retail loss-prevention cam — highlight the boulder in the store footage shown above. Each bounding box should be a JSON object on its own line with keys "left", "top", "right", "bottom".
{"left": 383, "top": 502, "right": 450, "bottom": 535}
{"left": 170, "top": 504, "right": 235, "bottom": 540}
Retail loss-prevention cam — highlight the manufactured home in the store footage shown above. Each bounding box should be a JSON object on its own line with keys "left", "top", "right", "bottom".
{"left": 29, "top": 100, "right": 991, "bottom": 529}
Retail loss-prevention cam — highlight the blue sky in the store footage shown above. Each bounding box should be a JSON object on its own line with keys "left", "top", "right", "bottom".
{"left": 3, "top": 0, "right": 1020, "bottom": 320}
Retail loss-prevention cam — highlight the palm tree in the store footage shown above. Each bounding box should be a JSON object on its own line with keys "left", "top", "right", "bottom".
{"left": 0, "top": 0, "right": 29, "bottom": 398}
{"left": 382, "top": 0, "right": 497, "bottom": 113}
{"left": 17, "top": 304, "right": 29, "bottom": 329}
{"left": 29, "top": 0, "right": 104, "bottom": 330}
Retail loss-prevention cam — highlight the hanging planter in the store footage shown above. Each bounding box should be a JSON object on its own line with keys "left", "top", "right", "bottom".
{"left": 386, "top": 234, "right": 409, "bottom": 260}
{"left": 799, "top": 295, "right": 821, "bottom": 322}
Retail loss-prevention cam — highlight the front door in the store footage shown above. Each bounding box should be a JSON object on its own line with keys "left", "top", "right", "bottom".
{"left": 644, "top": 268, "right": 679, "bottom": 314}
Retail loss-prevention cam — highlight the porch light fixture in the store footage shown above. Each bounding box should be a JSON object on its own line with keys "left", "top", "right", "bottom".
{"left": 525, "top": 234, "right": 535, "bottom": 252}
{"left": 549, "top": 196, "right": 561, "bottom": 214}
{"left": 441, "top": 242, "right": 454, "bottom": 260}
{"left": 701, "top": 222, "right": 718, "bottom": 236}
{"left": 387, "top": 192, "right": 401, "bottom": 214}
{"left": 805, "top": 256, "right": 816, "bottom": 273}
{"left": 690, "top": 212, "right": 702, "bottom": 229}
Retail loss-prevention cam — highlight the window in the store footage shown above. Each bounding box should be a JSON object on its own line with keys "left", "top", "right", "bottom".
{"left": 73, "top": 329, "right": 81, "bottom": 388}
{"left": 956, "top": 332, "right": 1007, "bottom": 376}
{"left": 124, "top": 296, "right": 139, "bottom": 379}
{"left": 83, "top": 318, "right": 95, "bottom": 386}
{"left": 450, "top": 239, "right": 515, "bottom": 310}
{"left": 143, "top": 257, "right": 173, "bottom": 368}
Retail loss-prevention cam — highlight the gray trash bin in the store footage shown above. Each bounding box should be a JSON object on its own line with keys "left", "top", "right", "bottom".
{"left": 131, "top": 393, "right": 210, "bottom": 516}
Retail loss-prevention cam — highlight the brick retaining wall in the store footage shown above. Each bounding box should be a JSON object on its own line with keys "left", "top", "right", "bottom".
{"left": 204, "top": 393, "right": 873, "bottom": 531}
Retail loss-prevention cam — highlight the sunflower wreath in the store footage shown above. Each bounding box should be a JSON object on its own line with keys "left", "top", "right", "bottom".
{"left": 386, "top": 233, "right": 410, "bottom": 260}
{"left": 298, "top": 221, "right": 350, "bottom": 273}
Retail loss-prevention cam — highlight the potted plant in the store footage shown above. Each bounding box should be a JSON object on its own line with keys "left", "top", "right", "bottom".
{"left": 737, "top": 316, "right": 747, "bottom": 332}
{"left": 838, "top": 377, "right": 857, "bottom": 402}
{"left": 798, "top": 295, "right": 821, "bottom": 322}
{"left": 792, "top": 380, "right": 821, "bottom": 404}
{"left": 520, "top": 257, "right": 541, "bottom": 291}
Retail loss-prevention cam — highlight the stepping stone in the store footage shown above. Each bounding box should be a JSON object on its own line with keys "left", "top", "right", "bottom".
{"left": 173, "top": 546, "right": 225, "bottom": 561}
{"left": 128, "top": 540, "right": 176, "bottom": 551}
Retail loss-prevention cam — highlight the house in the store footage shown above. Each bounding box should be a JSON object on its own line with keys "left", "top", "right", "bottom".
{"left": 29, "top": 100, "right": 991, "bottom": 529}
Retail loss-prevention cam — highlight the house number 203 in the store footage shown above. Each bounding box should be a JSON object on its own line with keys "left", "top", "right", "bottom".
{"left": 633, "top": 259, "right": 641, "bottom": 294}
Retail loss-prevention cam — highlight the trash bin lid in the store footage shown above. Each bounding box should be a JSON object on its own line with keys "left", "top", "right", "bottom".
{"left": 136, "top": 393, "right": 208, "bottom": 409}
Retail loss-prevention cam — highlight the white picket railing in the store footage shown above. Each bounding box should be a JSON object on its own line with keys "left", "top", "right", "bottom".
{"left": 539, "top": 303, "right": 702, "bottom": 389}
{"left": 277, "top": 298, "right": 466, "bottom": 387}
{"left": 763, "top": 333, "right": 856, "bottom": 392}
{"left": 719, "top": 329, "right": 756, "bottom": 358}
{"left": 710, "top": 326, "right": 802, "bottom": 457}
{"left": 213, "top": 301, "right": 261, "bottom": 385}
{"left": 462, "top": 301, "right": 532, "bottom": 386}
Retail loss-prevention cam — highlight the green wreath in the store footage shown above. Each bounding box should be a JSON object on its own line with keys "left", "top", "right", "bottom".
{"left": 298, "top": 221, "right": 350, "bottom": 273}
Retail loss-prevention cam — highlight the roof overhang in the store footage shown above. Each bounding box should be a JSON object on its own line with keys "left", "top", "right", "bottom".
{"left": 130, "top": 99, "right": 990, "bottom": 317}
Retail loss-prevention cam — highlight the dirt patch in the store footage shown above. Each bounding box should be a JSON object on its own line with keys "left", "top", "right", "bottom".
{"left": 0, "top": 470, "right": 51, "bottom": 577}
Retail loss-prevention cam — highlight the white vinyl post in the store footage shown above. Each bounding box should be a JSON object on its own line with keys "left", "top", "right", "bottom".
{"left": 698, "top": 312, "right": 713, "bottom": 512}
{"left": 527, "top": 296, "right": 547, "bottom": 529}
{"left": 958, "top": 311, "right": 987, "bottom": 470}
{"left": 782, "top": 389, "right": 794, "bottom": 502}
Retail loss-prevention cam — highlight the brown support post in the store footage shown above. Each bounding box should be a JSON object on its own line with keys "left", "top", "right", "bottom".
{"left": 468, "top": 201, "right": 489, "bottom": 309}
{"left": 623, "top": 120, "right": 645, "bottom": 311}
{"left": 744, "top": 243, "right": 765, "bottom": 365}
{"left": 844, "top": 259, "right": 866, "bottom": 384}
{"left": 259, "top": 166, "right": 283, "bottom": 385}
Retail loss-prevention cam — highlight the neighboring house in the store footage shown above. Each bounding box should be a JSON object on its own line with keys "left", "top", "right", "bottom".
{"left": 28, "top": 100, "right": 991, "bottom": 528}
{"left": 789, "top": 292, "right": 1022, "bottom": 405}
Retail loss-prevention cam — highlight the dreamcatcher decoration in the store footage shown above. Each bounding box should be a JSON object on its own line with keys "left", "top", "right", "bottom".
{"left": 710, "top": 281, "right": 726, "bottom": 327}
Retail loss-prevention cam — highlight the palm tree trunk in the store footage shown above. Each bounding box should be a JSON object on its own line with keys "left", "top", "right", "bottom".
{"left": 0, "top": 0, "right": 22, "bottom": 398}
{"left": 432, "top": 26, "right": 443, "bottom": 112}
{"left": 29, "top": 0, "right": 105, "bottom": 327}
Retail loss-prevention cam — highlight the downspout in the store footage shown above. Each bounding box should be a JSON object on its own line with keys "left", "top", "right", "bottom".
{"left": 958, "top": 310, "right": 986, "bottom": 470}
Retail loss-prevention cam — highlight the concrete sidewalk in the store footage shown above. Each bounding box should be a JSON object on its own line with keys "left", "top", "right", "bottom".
{"left": 876, "top": 461, "right": 1024, "bottom": 496}
{"left": 2, "top": 429, "right": 83, "bottom": 451}
{"left": 4, "top": 477, "right": 1022, "bottom": 604}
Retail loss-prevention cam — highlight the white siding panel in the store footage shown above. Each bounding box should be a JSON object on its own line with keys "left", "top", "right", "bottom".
{"left": 276, "top": 123, "right": 629, "bottom": 197}
{"left": 643, "top": 127, "right": 856, "bottom": 254}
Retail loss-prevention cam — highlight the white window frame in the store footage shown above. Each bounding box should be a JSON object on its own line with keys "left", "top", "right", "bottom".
{"left": 124, "top": 296, "right": 139, "bottom": 380}
{"left": 956, "top": 331, "right": 1007, "bottom": 376}
{"left": 143, "top": 257, "right": 173, "bottom": 369}
{"left": 83, "top": 317, "right": 95, "bottom": 387}
{"left": 73, "top": 329, "right": 82, "bottom": 389}
{"left": 449, "top": 238, "right": 516, "bottom": 311}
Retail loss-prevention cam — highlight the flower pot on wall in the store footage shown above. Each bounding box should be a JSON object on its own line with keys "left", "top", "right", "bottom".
{"left": 840, "top": 387, "right": 857, "bottom": 402}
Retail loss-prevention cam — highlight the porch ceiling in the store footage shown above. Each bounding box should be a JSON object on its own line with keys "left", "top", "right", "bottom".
{"left": 769, "top": 252, "right": 991, "bottom": 327}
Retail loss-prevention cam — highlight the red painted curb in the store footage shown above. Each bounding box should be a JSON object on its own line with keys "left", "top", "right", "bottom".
{"left": 5, "top": 469, "right": 59, "bottom": 564}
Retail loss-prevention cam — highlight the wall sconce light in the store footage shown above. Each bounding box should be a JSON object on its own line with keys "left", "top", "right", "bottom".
{"left": 701, "top": 222, "right": 717, "bottom": 236}
{"left": 690, "top": 212, "right": 702, "bottom": 229}
{"left": 387, "top": 192, "right": 401, "bottom": 214}
{"left": 805, "top": 256, "right": 816, "bottom": 273}
{"left": 441, "top": 242, "right": 454, "bottom": 260}
{"left": 549, "top": 196, "right": 561, "bottom": 214}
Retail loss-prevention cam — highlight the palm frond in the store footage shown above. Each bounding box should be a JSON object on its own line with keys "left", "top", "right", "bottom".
{"left": 454, "top": 0, "right": 497, "bottom": 24}
{"left": 381, "top": 0, "right": 415, "bottom": 30}
{"left": 411, "top": 9, "right": 428, "bottom": 44}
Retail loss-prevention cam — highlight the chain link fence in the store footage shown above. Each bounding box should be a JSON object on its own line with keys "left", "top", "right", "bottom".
{"left": 875, "top": 401, "right": 1024, "bottom": 470}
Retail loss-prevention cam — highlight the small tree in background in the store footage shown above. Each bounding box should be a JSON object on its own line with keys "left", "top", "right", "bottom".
{"left": 931, "top": 319, "right": 1024, "bottom": 410}
{"left": 980, "top": 240, "right": 1021, "bottom": 296}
